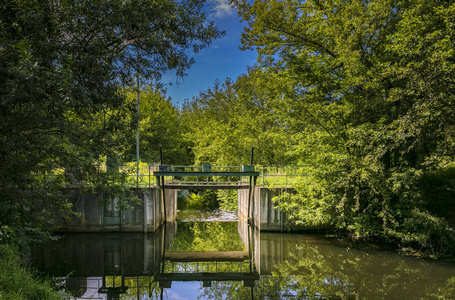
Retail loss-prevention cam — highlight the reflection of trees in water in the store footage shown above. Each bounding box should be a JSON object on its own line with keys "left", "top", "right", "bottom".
{"left": 198, "top": 281, "right": 252, "bottom": 300}
{"left": 168, "top": 222, "right": 246, "bottom": 252}
{"left": 198, "top": 239, "right": 455, "bottom": 299}
{"left": 269, "top": 243, "right": 455, "bottom": 299}
{"left": 35, "top": 225, "right": 455, "bottom": 299}
{"left": 100, "top": 228, "right": 455, "bottom": 299}
{"left": 105, "top": 276, "right": 161, "bottom": 299}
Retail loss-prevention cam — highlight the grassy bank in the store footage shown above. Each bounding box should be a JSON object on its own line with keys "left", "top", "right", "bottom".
{"left": 0, "top": 245, "right": 65, "bottom": 300}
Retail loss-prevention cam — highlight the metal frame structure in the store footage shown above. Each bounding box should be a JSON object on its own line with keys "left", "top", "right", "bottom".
{"left": 153, "top": 147, "right": 259, "bottom": 223}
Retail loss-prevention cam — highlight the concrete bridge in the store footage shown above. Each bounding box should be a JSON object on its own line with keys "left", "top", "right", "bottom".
{"left": 56, "top": 163, "right": 306, "bottom": 233}
{"left": 58, "top": 186, "right": 300, "bottom": 233}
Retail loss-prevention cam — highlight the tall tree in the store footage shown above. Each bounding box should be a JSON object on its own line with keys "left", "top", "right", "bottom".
{"left": 181, "top": 69, "right": 299, "bottom": 166}
{"left": 233, "top": 0, "right": 455, "bottom": 255}
{"left": 126, "top": 86, "right": 191, "bottom": 164}
{"left": 0, "top": 0, "right": 223, "bottom": 243}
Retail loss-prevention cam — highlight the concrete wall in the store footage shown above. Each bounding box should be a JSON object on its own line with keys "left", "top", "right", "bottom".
{"left": 239, "top": 187, "right": 311, "bottom": 232}
{"left": 58, "top": 187, "right": 177, "bottom": 232}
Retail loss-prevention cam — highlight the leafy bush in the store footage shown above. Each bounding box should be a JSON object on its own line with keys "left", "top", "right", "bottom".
{"left": 276, "top": 154, "right": 455, "bottom": 257}
{"left": 0, "top": 245, "right": 66, "bottom": 300}
{"left": 217, "top": 190, "right": 238, "bottom": 211}
{"left": 183, "top": 190, "right": 219, "bottom": 210}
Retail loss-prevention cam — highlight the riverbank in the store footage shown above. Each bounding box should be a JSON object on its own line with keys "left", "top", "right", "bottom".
{"left": 0, "top": 245, "right": 65, "bottom": 300}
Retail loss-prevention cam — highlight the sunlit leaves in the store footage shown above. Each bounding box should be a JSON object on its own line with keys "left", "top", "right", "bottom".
{"left": 233, "top": 0, "right": 455, "bottom": 255}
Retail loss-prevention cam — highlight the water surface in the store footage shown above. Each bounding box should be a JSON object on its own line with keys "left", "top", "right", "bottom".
{"left": 31, "top": 221, "right": 455, "bottom": 299}
{"left": 177, "top": 208, "right": 238, "bottom": 222}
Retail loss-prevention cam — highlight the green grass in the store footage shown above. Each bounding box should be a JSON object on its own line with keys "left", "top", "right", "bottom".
{"left": 0, "top": 245, "right": 66, "bottom": 300}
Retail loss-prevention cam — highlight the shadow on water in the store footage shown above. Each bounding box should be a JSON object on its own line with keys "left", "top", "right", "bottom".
{"left": 31, "top": 221, "right": 455, "bottom": 299}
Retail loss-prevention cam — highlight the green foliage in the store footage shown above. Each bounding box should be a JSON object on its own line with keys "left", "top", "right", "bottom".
{"left": 0, "top": 226, "right": 59, "bottom": 250}
{"left": 169, "top": 222, "right": 245, "bottom": 252}
{"left": 180, "top": 72, "right": 299, "bottom": 166}
{"left": 0, "top": 245, "right": 66, "bottom": 300}
{"left": 200, "top": 231, "right": 455, "bottom": 299}
{"left": 0, "top": 0, "right": 222, "bottom": 244}
{"left": 180, "top": 189, "right": 237, "bottom": 212}
{"left": 228, "top": 0, "right": 455, "bottom": 256}
{"left": 217, "top": 190, "right": 238, "bottom": 211}
{"left": 183, "top": 190, "right": 219, "bottom": 210}
{"left": 81, "top": 165, "right": 141, "bottom": 213}
{"left": 126, "top": 86, "right": 191, "bottom": 164}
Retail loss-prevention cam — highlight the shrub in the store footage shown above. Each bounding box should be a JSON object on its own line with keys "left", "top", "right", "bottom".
{"left": 0, "top": 244, "right": 66, "bottom": 300}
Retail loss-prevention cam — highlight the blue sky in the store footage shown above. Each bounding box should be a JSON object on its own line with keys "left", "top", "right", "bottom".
{"left": 161, "top": 0, "right": 257, "bottom": 106}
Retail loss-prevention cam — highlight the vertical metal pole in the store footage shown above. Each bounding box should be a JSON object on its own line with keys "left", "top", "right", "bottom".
{"left": 248, "top": 146, "right": 254, "bottom": 225}
{"left": 262, "top": 166, "right": 265, "bottom": 186}
{"left": 280, "top": 194, "right": 283, "bottom": 233}
{"left": 136, "top": 74, "right": 140, "bottom": 187}
{"left": 248, "top": 177, "right": 252, "bottom": 223}
{"left": 161, "top": 176, "right": 167, "bottom": 222}
{"left": 252, "top": 175, "right": 257, "bottom": 223}
{"left": 250, "top": 146, "right": 254, "bottom": 165}
{"left": 159, "top": 144, "right": 163, "bottom": 165}
{"left": 248, "top": 223, "right": 253, "bottom": 272}
{"left": 156, "top": 176, "right": 161, "bottom": 225}
{"left": 247, "top": 146, "right": 254, "bottom": 224}
{"left": 159, "top": 144, "right": 166, "bottom": 222}
{"left": 162, "top": 222, "right": 167, "bottom": 274}
{"left": 144, "top": 190, "right": 148, "bottom": 233}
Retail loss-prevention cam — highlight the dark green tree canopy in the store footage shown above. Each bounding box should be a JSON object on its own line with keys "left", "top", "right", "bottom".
{"left": 0, "top": 0, "right": 223, "bottom": 242}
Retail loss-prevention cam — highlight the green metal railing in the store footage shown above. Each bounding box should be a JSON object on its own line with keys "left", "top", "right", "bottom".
{"left": 40, "top": 164, "right": 308, "bottom": 188}
{"left": 130, "top": 164, "right": 308, "bottom": 187}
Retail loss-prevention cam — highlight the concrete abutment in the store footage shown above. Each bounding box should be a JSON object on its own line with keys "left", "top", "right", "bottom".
{"left": 55, "top": 186, "right": 309, "bottom": 233}
{"left": 57, "top": 187, "right": 177, "bottom": 232}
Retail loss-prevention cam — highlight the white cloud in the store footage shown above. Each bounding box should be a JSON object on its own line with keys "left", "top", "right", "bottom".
{"left": 207, "top": 0, "right": 235, "bottom": 19}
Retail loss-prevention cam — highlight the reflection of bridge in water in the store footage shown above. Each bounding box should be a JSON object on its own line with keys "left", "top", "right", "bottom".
{"left": 32, "top": 221, "right": 265, "bottom": 299}
{"left": 155, "top": 221, "right": 259, "bottom": 293}
{"left": 31, "top": 220, "right": 455, "bottom": 299}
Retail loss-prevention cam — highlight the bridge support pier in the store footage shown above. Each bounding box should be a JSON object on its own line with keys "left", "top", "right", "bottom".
{"left": 239, "top": 187, "right": 310, "bottom": 232}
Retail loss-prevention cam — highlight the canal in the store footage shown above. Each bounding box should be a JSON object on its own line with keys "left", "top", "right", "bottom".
{"left": 31, "top": 210, "right": 455, "bottom": 299}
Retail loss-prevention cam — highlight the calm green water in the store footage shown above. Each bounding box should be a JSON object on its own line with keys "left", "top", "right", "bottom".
{"left": 31, "top": 220, "right": 455, "bottom": 299}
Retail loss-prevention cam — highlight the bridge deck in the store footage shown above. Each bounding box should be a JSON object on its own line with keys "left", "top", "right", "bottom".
{"left": 154, "top": 171, "right": 259, "bottom": 177}
{"left": 160, "top": 184, "right": 250, "bottom": 190}
{"left": 164, "top": 251, "right": 249, "bottom": 262}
